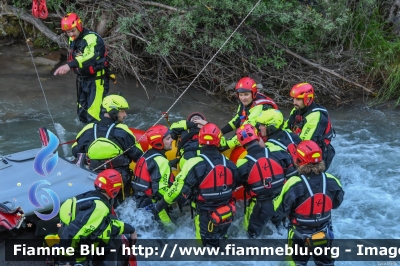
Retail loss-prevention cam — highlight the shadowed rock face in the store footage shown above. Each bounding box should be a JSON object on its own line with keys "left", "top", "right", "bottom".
{"left": 387, "top": 0, "right": 400, "bottom": 35}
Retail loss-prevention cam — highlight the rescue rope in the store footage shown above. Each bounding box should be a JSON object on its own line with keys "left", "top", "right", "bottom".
{"left": 93, "top": 0, "right": 262, "bottom": 171}
{"left": 153, "top": 0, "right": 262, "bottom": 126}
{"left": 18, "top": 18, "right": 56, "bottom": 130}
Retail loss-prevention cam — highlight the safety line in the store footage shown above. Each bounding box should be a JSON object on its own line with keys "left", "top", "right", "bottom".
{"left": 93, "top": 0, "right": 262, "bottom": 171}
{"left": 151, "top": 0, "right": 262, "bottom": 127}
{"left": 18, "top": 17, "right": 56, "bottom": 129}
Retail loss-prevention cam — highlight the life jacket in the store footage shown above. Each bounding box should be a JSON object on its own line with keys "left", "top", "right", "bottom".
{"left": 245, "top": 148, "right": 285, "bottom": 199}
{"left": 289, "top": 105, "right": 335, "bottom": 146}
{"left": 68, "top": 30, "right": 109, "bottom": 77}
{"left": 131, "top": 152, "right": 174, "bottom": 197}
{"left": 88, "top": 124, "right": 122, "bottom": 160}
{"left": 177, "top": 128, "right": 200, "bottom": 158}
{"left": 59, "top": 191, "right": 111, "bottom": 240}
{"left": 267, "top": 130, "right": 297, "bottom": 151}
{"left": 197, "top": 154, "right": 234, "bottom": 205}
{"left": 239, "top": 93, "right": 278, "bottom": 125}
{"left": 292, "top": 173, "right": 333, "bottom": 227}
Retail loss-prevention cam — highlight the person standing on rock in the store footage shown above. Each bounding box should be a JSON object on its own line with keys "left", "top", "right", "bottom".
{"left": 54, "top": 12, "right": 114, "bottom": 123}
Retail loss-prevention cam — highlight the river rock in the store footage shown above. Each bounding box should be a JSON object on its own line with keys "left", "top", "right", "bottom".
{"left": 387, "top": 0, "right": 400, "bottom": 35}
{"left": 33, "top": 52, "right": 61, "bottom": 66}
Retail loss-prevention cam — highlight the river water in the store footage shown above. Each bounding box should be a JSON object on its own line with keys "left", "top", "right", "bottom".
{"left": 1, "top": 44, "right": 399, "bottom": 265}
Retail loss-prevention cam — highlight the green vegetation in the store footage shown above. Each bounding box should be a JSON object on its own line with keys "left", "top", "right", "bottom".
{"left": 6, "top": 0, "right": 400, "bottom": 105}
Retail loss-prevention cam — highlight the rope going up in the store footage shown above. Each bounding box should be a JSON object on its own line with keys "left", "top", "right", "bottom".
{"left": 93, "top": 0, "right": 263, "bottom": 171}
{"left": 18, "top": 18, "right": 56, "bottom": 131}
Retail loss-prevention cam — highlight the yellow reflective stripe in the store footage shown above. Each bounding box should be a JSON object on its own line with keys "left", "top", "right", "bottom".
{"left": 170, "top": 120, "right": 188, "bottom": 130}
{"left": 164, "top": 157, "right": 202, "bottom": 205}
{"left": 116, "top": 124, "right": 143, "bottom": 152}
{"left": 76, "top": 34, "right": 98, "bottom": 68}
{"left": 59, "top": 198, "right": 74, "bottom": 225}
{"left": 299, "top": 111, "right": 321, "bottom": 141}
{"left": 246, "top": 104, "right": 264, "bottom": 126}
{"left": 236, "top": 158, "right": 248, "bottom": 168}
{"left": 150, "top": 135, "right": 162, "bottom": 140}
{"left": 153, "top": 156, "right": 171, "bottom": 196}
{"left": 273, "top": 176, "right": 302, "bottom": 211}
{"left": 86, "top": 79, "right": 103, "bottom": 121}
{"left": 75, "top": 123, "right": 94, "bottom": 139}
{"left": 228, "top": 105, "right": 242, "bottom": 129}
{"left": 243, "top": 199, "right": 255, "bottom": 232}
{"left": 265, "top": 141, "right": 285, "bottom": 152}
{"left": 326, "top": 172, "right": 343, "bottom": 188}
{"left": 71, "top": 200, "right": 109, "bottom": 239}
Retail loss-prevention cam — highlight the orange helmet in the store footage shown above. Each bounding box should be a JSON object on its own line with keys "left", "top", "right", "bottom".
{"left": 288, "top": 140, "right": 322, "bottom": 166}
{"left": 236, "top": 124, "right": 259, "bottom": 146}
{"left": 94, "top": 169, "right": 122, "bottom": 199}
{"left": 199, "top": 123, "right": 221, "bottom": 147}
{"left": 61, "top": 13, "right": 83, "bottom": 32}
{"left": 235, "top": 77, "right": 258, "bottom": 99}
{"left": 290, "top": 83, "right": 314, "bottom": 106}
{"left": 146, "top": 125, "right": 171, "bottom": 150}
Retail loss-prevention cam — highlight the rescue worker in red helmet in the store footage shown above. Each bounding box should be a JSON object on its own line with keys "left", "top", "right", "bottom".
{"left": 132, "top": 124, "right": 175, "bottom": 229}
{"left": 169, "top": 112, "right": 207, "bottom": 169}
{"left": 235, "top": 124, "right": 286, "bottom": 238}
{"left": 193, "top": 77, "right": 278, "bottom": 150}
{"left": 148, "top": 123, "right": 239, "bottom": 247}
{"left": 285, "top": 83, "right": 336, "bottom": 170}
{"left": 57, "top": 169, "right": 137, "bottom": 265}
{"left": 273, "top": 140, "right": 344, "bottom": 266}
{"left": 72, "top": 95, "right": 143, "bottom": 205}
{"left": 54, "top": 13, "right": 114, "bottom": 124}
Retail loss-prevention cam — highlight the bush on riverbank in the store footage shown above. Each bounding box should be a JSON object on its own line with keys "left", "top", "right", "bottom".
{"left": 4, "top": 0, "right": 400, "bottom": 106}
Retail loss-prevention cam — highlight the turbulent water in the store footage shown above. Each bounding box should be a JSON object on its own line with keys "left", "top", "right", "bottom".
{"left": 1, "top": 44, "right": 400, "bottom": 265}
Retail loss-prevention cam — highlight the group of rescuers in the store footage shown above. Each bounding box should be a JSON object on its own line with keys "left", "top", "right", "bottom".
{"left": 50, "top": 12, "right": 345, "bottom": 266}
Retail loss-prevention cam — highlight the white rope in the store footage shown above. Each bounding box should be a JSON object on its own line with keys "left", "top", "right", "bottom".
{"left": 18, "top": 18, "right": 56, "bottom": 129}
{"left": 93, "top": 0, "right": 262, "bottom": 171}
{"left": 151, "top": 0, "right": 262, "bottom": 127}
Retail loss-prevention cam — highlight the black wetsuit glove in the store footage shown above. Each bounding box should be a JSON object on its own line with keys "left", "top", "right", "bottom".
{"left": 221, "top": 124, "right": 233, "bottom": 135}
{"left": 169, "top": 158, "right": 180, "bottom": 168}
{"left": 145, "top": 199, "right": 168, "bottom": 217}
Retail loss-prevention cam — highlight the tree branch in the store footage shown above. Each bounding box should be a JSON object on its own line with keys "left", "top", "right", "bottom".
{"left": 0, "top": 4, "right": 66, "bottom": 48}
{"left": 141, "top": 1, "right": 184, "bottom": 12}
{"left": 269, "top": 41, "right": 375, "bottom": 95}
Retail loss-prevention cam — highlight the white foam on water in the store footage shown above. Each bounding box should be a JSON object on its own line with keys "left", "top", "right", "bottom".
{"left": 113, "top": 107, "right": 400, "bottom": 266}
{"left": 125, "top": 107, "right": 184, "bottom": 130}
{"left": 116, "top": 196, "right": 289, "bottom": 266}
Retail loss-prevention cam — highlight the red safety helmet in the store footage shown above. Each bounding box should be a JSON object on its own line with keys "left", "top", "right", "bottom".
{"left": 94, "top": 169, "right": 122, "bottom": 199}
{"left": 61, "top": 13, "right": 83, "bottom": 32}
{"left": 146, "top": 124, "right": 171, "bottom": 150}
{"left": 288, "top": 140, "right": 322, "bottom": 166}
{"left": 235, "top": 77, "right": 258, "bottom": 99}
{"left": 236, "top": 124, "right": 259, "bottom": 146}
{"left": 290, "top": 83, "right": 315, "bottom": 106}
{"left": 198, "top": 123, "right": 221, "bottom": 147}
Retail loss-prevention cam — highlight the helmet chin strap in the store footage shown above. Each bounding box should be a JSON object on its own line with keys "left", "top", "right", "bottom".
{"left": 267, "top": 126, "right": 279, "bottom": 136}
{"left": 108, "top": 109, "right": 119, "bottom": 122}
